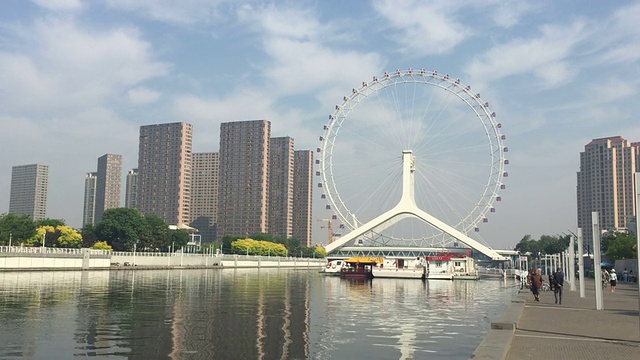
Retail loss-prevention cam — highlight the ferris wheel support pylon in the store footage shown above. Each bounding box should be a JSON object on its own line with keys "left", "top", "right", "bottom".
{"left": 324, "top": 151, "right": 506, "bottom": 260}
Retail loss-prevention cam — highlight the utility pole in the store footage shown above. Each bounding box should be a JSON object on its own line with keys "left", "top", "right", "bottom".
{"left": 317, "top": 218, "right": 334, "bottom": 244}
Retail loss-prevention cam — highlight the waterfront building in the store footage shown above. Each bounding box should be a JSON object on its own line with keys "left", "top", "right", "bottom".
{"left": 125, "top": 168, "right": 138, "bottom": 209}
{"left": 269, "top": 137, "right": 295, "bottom": 239}
{"left": 94, "top": 154, "right": 122, "bottom": 223}
{"left": 293, "top": 150, "right": 314, "bottom": 246}
{"left": 190, "top": 152, "right": 219, "bottom": 243}
{"left": 137, "top": 122, "right": 193, "bottom": 226}
{"left": 8, "top": 164, "right": 49, "bottom": 221}
{"left": 217, "top": 120, "right": 270, "bottom": 240}
{"left": 82, "top": 172, "right": 98, "bottom": 227}
{"left": 577, "top": 136, "right": 639, "bottom": 247}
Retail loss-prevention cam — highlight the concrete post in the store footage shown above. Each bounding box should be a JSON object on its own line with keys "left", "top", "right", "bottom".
{"left": 592, "top": 212, "right": 603, "bottom": 310}
{"left": 569, "top": 237, "right": 576, "bottom": 291}
{"left": 578, "top": 228, "right": 585, "bottom": 298}
{"left": 82, "top": 248, "right": 90, "bottom": 270}
{"left": 635, "top": 173, "right": 640, "bottom": 338}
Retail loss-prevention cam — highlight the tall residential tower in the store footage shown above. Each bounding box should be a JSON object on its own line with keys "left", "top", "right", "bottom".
{"left": 9, "top": 164, "right": 49, "bottom": 221}
{"left": 577, "top": 136, "right": 639, "bottom": 247}
{"left": 269, "top": 137, "right": 295, "bottom": 239}
{"left": 293, "top": 150, "right": 314, "bottom": 246}
{"left": 217, "top": 120, "right": 270, "bottom": 239}
{"left": 137, "top": 122, "right": 193, "bottom": 226}
{"left": 190, "top": 152, "right": 219, "bottom": 243}
{"left": 94, "top": 154, "right": 122, "bottom": 223}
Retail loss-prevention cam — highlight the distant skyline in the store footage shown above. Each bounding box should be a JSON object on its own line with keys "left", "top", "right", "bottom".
{"left": 1, "top": 1, "right": 640, "bottom": 249}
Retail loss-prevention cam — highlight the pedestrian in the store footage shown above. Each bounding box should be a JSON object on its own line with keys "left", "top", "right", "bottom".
{"left": 623, "top": 268, "right": 629, "bottom": 282}
{"left": 530, "top": 268, "right": 544, "bottom": 302}
{"left": 553, "top": 267, "right": 564, "bottom": 305}
{"left": 610, "top": 269, "right": 617, "bottom": 292}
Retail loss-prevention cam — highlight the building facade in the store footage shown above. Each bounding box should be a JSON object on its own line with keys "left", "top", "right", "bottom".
{"left": 94, "top": 154, "right": 122, "bottom": 223}
{"left": 190, "top": 152, "right": 219, "bottom": 243}
{"left": 293, "top": 150, "right": 314, "bottom": 246}
{"left": 217, "top": 120, "right": 270, "bottom": 239}
{"left": 125, "top": 168, "right": 138, "bottom": 209}
{"left": 269, "top": 137, "right": 295, "bottom": 239}
{"left": 82, "top": 172, "right": 98, "bottom": 227}
{"left": 577, "top": 136, "right": 639, "bottom": 247}
{"left": 9, "top": 164, "right": 49, "bottom": 221}
{"left": 137, "top": 122, "right": 193, "bottom": 226}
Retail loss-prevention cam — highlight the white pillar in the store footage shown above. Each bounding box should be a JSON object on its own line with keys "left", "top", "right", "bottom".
{"left": 578, "top": 228, "right": 585, "bottom": 298}
{"left": 592, "top": 212, "right": 603, "bottom": 310}
{"left": 569, "top": 233, "right": 576, "bottom": 291}
{"left": 634, "top": 173, "right": 640, "bottom": 337}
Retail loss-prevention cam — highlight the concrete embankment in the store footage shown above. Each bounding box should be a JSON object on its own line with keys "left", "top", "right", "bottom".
{"left": 0, "top": 246, "right": 325, "bottom": 271}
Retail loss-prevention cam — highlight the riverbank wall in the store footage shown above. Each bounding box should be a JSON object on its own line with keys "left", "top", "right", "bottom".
{"left": 0, "top": 246, "right": 325, "bottom": 271}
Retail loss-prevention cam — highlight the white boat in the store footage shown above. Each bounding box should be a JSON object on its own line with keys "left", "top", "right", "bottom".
{"left": 372, "top": 257, "right": 427, "bottom": 279}
{"left": 320, "top": 259, "right": 347, "bottom": 276}
{"left": 426, "top": 254, "right": 479, "bottom": 280}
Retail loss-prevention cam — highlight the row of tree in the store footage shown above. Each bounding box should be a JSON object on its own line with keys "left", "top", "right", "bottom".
{"left": 1, "top": 209, "right": 327, "bottom": 258}
{"left": 514, "top": 232, "right": 637, "bottom": 261}
{"left": 222, "top": 233, "right": 326, "bottom": 258}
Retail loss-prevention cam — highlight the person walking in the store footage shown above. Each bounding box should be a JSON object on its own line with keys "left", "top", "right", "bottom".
{"left": 610, "top": 269, "right": 617, "bottom": 292}
{"left": 530, "top": 268, "right": 544, "bottom": 302}
{"left": 553, "top": 267, "right": 564, "bottom": 304}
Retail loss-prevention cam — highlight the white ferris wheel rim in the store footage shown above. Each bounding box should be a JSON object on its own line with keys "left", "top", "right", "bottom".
{"left": 319, "top": 68, "right": 507, "bottom": 241}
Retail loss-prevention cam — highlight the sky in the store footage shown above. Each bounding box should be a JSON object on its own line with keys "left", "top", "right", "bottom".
{"left": 1, "top": 0, "right": 639, "bottom": 250}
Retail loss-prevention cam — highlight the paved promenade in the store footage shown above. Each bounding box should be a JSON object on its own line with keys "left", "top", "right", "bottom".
{"left": 472, "top": 279, "right": 640, "bottom": 359}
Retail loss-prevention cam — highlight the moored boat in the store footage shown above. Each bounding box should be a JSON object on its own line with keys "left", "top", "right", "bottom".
{"left": 372, "top": 257, "right": 427, "bottom": 280}
{"left": 320, "top": 259, "right": 346, "bottom": 276}
{"left": 340, "top": 256, "right": 381, "bottom": 280}
{"left": 426, "top": 253, "right": 478, "bottom": 280}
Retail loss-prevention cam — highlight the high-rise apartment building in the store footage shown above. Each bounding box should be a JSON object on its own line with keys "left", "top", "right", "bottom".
{"left": 82, "top": 172, "right": 98, "bottom": 227}
{"left": 94, "top": 154, "right": 122, "bottom": 223}
{"left": 217, "top": 120, "right": 270, "bottom": 239}
{"left": 190, "top": 152, "right": 219, "bottom": 243}
{"left": 269, "top": 137, "right": 295, "bottom": 239}
{"left": 577, "top": 136, "right": 639, "bottom": 247}
{"left": 125, "top": 168, "right": 138, "bottom": 209}
{"left": 137, "top": 122, "right": 193, "bottom": 226}
{"left": 9, "top": 164, "right": 49, "bottom": 221}
{"left": 293, "top": 150, "right": 314, "bottom": 246}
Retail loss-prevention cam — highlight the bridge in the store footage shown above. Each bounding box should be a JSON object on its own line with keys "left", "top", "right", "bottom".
{"left": 324, "top": 151, "right": 507, "bottom": 261}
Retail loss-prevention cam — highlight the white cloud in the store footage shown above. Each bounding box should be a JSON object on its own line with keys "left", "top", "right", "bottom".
{"left": 128, "top": 87, "right": 161, "bottom": 104}
{"left": 373, "top": 0, "right": 469, "bottom": 55}
{"left": 465, "top": 21, "right": 588, "bottom": 86}
{"left": 31, "top": 0, "right": 82, "bottom": 11}
{"left": 104, "top": 0, "right": 231, "bottom": 25}
{"left": 0, "top": 19, "right": 169, "bottom": 114}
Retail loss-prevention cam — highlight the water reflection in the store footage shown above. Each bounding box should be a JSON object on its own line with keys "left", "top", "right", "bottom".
{"left": 0, "top": 270, "right": 516, "bottom": 359}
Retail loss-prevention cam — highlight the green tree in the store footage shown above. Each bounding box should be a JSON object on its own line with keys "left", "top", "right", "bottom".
{"left": 221, "top": 235, "right": 244, "bottom": 253}
{"left": 604, "top": 232, "right": 637, "bottom": 261}
{"left": 95, "top": 208, "right": 146, "bottom": 251}
{"left": 0, "top": 213, "right": 36, "bottom": 245}
{"left": 140, "top": 215, "right": 172, "bottom": 250}
{"left": 81, "top": 223, "right": 98, "bottom": 248}
{"left": 170, "top": 229, "right": 190, "bottom": 250}
{"left": 35, "top": 218, "right": 66, "bottom": 227}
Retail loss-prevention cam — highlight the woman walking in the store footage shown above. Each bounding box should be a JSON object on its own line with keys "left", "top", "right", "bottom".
{"left": 610, "top": 269, "right": 617, "bottom": 292}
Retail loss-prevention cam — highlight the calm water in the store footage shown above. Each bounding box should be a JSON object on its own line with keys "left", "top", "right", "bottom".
{"left": 0, "top": 269, "right": 518, "bottom": 359}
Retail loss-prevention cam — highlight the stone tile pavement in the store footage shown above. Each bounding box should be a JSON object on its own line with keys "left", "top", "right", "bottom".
{"left": 507, "top": 280, "right": 640, "bottom": 359}
{"left": 472, "top": 278, "right": 640, "bottom": 360}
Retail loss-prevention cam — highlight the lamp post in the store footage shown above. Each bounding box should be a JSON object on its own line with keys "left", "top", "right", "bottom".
{"left": 8, "top": 232, "right": 11, "bottom": 248}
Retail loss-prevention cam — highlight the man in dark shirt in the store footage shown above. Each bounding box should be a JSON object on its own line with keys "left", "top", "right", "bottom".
{"left": 553, "top": 267, "right": 564, "bottom": 304}
{"left": 530, "top": 268, "right": 544, "bottom": 302}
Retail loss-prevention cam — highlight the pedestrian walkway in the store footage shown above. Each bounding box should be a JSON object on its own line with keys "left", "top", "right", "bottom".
{"left": 506, "top": 279, "right": 640, "bottom": 359}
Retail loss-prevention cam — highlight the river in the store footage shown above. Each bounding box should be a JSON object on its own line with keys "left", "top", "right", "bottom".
{"left": 0, "top": 269, "right": 518, "bottom": 359}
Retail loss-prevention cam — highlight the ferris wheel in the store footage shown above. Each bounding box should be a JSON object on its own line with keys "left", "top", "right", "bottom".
{"left": 319, "top": 68, "right": 508, "bottom": 248}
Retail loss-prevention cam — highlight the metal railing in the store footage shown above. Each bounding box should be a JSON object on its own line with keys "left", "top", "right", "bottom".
{"left": 0, "top": 246, "right": 111, "bottom": 256}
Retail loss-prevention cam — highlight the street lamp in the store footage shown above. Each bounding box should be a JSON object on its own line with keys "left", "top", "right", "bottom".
{"left": 8, "top": 232, "right": 11, "bottom": 248}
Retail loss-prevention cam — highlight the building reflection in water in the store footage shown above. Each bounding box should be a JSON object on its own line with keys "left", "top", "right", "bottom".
{"left": 0, "top": 269, "right": 312, "bottom": 359}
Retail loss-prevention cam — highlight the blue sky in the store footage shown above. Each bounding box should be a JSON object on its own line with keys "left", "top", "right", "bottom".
{"left": 1, "top": 0, "right": 639, "bottom": 249}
